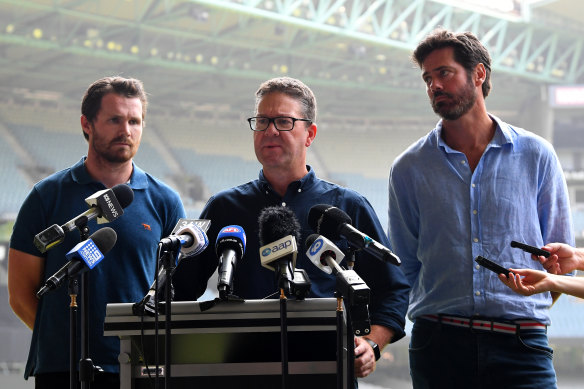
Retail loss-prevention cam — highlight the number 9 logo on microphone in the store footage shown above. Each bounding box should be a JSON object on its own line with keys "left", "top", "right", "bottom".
{"left": 308, "top": 238, "right": 324, "bottom": 256}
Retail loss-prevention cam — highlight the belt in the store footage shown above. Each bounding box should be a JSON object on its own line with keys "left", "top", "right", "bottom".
{"left": 420, "top": 314, "right": 547, "bottom": 335}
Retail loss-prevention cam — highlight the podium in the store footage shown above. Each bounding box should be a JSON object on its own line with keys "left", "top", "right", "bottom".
{"left": 104, "top": 298, "right": 347, "bottom": 388}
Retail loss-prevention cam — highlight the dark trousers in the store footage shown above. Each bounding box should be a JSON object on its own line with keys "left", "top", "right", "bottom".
{"left": 35, "top": 372, "right": 119, "bottom": 389}
{"left": 409, "top": 318, "right": 556, "bottom": 389}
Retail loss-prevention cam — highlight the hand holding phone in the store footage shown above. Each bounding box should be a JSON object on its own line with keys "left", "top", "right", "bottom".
{"left": 475, "top": 256, "right": 511, "bottom": 278}
{"left": 510, "top": 241, "right": 550, "bottom": 258}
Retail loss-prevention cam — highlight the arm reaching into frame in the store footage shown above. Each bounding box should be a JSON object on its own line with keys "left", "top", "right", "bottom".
{"left": 500, "top": 268, "right": 584, "bottom": 299}
{"left": 499, "top": 245, "right": 584, "bottom": 298}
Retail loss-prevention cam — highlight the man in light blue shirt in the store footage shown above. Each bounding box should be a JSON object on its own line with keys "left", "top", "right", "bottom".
{"left": 388, "top": 29, "right": 574, "bottom": 388}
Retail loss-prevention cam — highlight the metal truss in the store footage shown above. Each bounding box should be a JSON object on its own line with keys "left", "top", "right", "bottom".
{"left": 198, "top": 0, "right": 584, "bottom": 84}
{"left": 0, "top": 0, "right": 582, "bottom": 112}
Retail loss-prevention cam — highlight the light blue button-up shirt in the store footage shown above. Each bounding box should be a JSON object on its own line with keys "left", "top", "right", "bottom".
{"left": 388, "top": 115, "right": 574, "bottom": 324}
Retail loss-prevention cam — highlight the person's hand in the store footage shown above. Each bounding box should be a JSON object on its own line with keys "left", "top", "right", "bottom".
{"left": 499, "top": 268, "right": 553, "bottom": 296}
{"left": 532, "top": 243, "right": 578, "bottom": 275}
{"left": 354, "top": 336, "right": 376, "bottom": 378}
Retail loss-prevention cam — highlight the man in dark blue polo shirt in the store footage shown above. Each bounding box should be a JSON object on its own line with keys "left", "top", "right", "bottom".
{"left": 8, "top": 76, "right": 185, "bottom": 388}
{"left": 173, "top": 76, "right": 409, "bottom": 379}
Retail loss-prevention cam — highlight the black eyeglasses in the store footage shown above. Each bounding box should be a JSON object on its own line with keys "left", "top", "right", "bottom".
{"left": 247, "top": 116, "right": 312, "bottom": 132}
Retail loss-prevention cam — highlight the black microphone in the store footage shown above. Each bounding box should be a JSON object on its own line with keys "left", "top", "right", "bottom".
{"left": 258, "top": 206, "right": 301, "bottom": 296}
{"left": 510, "top": 240, "right": 551, "bottom": 258}
{"left": 33, "top": 184, "right": 134, "bottom": 253}
{"left": 308, "top": 204, "right": 401, "bottom": 266}
{"left": 36, "top": 227, "right": 117, "bottom": 298}
{"left": 216, "top": 225, "right": 246, "bottom": 300}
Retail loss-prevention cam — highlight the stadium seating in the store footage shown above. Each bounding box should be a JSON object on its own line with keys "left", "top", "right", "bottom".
{"left": 1, "top": 104, "right": 584, "bottom": 374}
{"left": 0, "top": 140, "right": 29, "bottom": 215}
{"left": 1, "top": 105, "right": 583, "bottom": 244}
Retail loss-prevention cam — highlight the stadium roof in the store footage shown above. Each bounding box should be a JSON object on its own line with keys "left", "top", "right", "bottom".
{"left": 0, "top": 0, "right": 583, "bottom": 125}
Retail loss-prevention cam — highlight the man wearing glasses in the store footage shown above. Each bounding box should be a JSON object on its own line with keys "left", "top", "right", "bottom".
{"left": 173, "top": 77, "right": 409, "bottom": 379}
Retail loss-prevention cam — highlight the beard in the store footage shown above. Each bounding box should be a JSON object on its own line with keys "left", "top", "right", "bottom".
{"left": 431, "top": 78, "right": 477, "bottom": 121}
{"left": 90, "top": 125, "right": 138, "bottom": 163}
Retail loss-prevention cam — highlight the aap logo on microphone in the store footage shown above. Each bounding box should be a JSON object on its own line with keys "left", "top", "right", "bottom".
{"left": 308, "top": 238, "right": 324, "bottom": 256}
{"left": 261, "top": 237, "right": 295, "bottom": 257}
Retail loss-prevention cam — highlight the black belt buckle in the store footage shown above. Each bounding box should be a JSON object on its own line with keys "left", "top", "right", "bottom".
{"left": 436, "top": 313, "right": 444, "bottom": 329}
{"left": 469, "top": 316, "right": 478, "bottom": 333}
{"left": 515, "top": 322, "right": 521, "bottom": 334}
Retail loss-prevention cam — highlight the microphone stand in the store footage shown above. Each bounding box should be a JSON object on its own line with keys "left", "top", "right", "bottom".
{"left": 75, "top": 217, "right": 102, "bottom": 389}
{"left": 325, "top": 250, "right": 361, "bottom": 389}
{"left": 153, "top": 251, "right": 160, "bottom": 389}
{"left": 279, "top": 288, "right": 289, "bottom": 389}
{"left": 68, "top": 274, "right": 79, "bottom": 389}
{"left": 159, "top": 249, "right": 176, "bottom": 389}
{"left": 335, "top": 292, "right": 344, "bottom": 389}
{"left": 345, "top": 249, "right": 357, "bottom": 389}
{"left": 345, "top": 305, "right": 356, "bottom": 389}
{"left": 164, "top": 250, "right": 175, "bottom": 389}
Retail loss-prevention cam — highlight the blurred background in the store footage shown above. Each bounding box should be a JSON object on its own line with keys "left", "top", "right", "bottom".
{"left": 0, "top": 0, "right": 583, "bottom": 388}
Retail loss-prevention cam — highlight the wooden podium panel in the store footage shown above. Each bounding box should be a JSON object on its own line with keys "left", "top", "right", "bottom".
{"left": 104, "top": 298, "right": 347, "bottom": 388}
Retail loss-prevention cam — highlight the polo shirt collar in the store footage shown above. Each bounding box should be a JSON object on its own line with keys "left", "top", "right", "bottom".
{"left": 258, "top": 165, "right": 317, "bottom": 194}
{"left": 71, "top": 156, "right": 148, "bottom": 190}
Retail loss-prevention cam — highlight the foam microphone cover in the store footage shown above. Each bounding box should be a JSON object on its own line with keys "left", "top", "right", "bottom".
{"left": 307, "top": 204, "right": 352, "bottom": 239}
{"left": 258, "top": 206, "right": 301, "bottom": 245}
{"left": 111, "top": 183, "right": 134, "bottom": 208}
{"left": 305, "top": 233, "right": 319, "bottom": 249}
{"left": 90, "top": 226, "right": 118, "bottom": 254}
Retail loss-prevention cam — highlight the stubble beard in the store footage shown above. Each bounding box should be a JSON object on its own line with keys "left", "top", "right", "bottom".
{"left": 432, "top": 79, "right": 477, "bottom": 121}
{"left": 91, "top": 136, "right": 136, "bottom": 164}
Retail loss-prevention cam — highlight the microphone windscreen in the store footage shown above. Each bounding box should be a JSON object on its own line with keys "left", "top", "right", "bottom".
{"left": 216, "top": 225, "right": 246, "bottom": 256}
{"left": 305, "top": 233, "right": 320, "bottom": 249}
{"left": 258, "top": 206, "right": 301, "bottom": 246}
{"left": 112, "top": 183, "right": 134, "bottom": 209}
{"left": 307, "top": 204, "right": 352, "bottom": 239}
{"left": 179, "top": 224, "right": 209, "bottom": 257}
{"left": 89, "top": 227, "right": 117, "bottom": 255}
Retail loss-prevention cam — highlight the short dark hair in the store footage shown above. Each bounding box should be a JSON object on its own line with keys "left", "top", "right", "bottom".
{"left": 255, "top": 77, "right": 317, "bottom": 123}
{"left": 81, "top": 76, "right": 148, "bottom": 140}
{"left": 412, "top": 29, "right": 492, "bottom": 98}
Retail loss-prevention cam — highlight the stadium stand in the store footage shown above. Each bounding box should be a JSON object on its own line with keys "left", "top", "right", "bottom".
{"left": 314, "top": 122, "right": 430, "bottom": 180}
{"left": 132, "top": 141, "right": 173, "bottom": 182}
{"left": 0, "top": 134, "right": 30, "bottom": 215}
{"left": 172, "top": 149, "right": 260, "bottom": 195}
{"left": 1, "top": 104, "right": 583, "bottom": 348}
{"left": 2, "top": 103, "right": 583, "bottom": 231}
{"left": 573, "top": 209, "right": 584, "bottom": 237}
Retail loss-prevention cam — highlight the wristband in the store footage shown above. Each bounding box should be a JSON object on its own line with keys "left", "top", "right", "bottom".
{"left": 364, "top": 338, "right": 381, "bottom": 361}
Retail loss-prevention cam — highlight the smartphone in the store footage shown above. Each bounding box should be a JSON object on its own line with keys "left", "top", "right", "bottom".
{"left": 510, "top": 241, "right": 550, "bottom": 258}
{"left": 475, "top": 256, "right": 511, "bottom": 278}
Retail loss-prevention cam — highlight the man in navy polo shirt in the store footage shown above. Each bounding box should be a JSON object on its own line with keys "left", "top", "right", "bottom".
{"left": 173, "top": 76, "right": 410, "bottom": 379}
{"left": 8, "top": 76, "right": 185, "bottom": 388}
